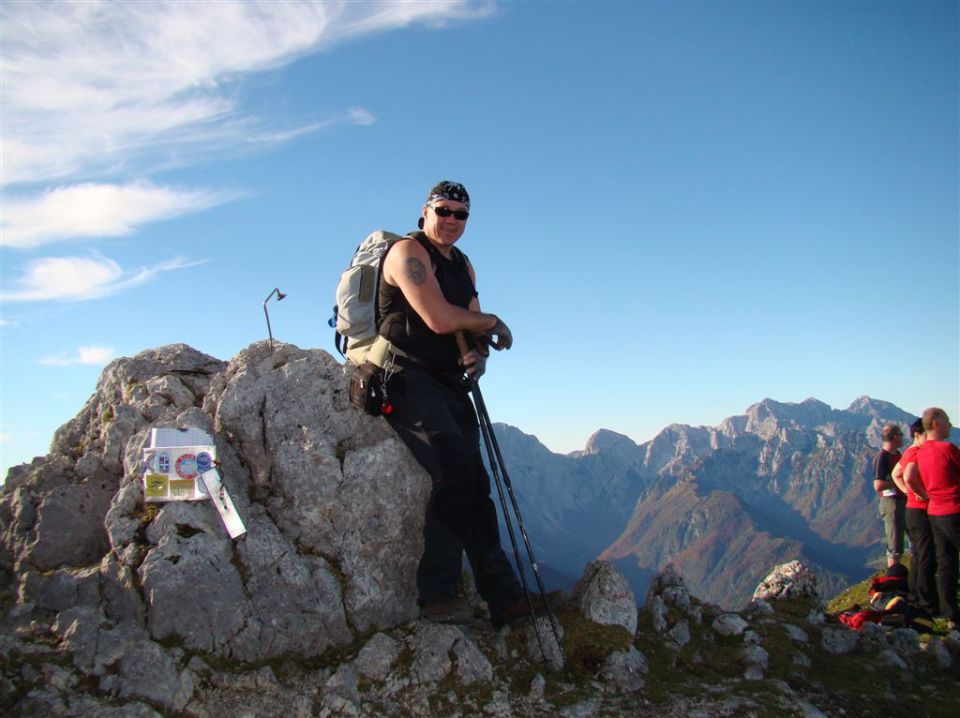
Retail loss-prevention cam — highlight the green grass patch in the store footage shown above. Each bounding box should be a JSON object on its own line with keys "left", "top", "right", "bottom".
{"left": 557, "top": 607, "right": 633, "bottom": 675}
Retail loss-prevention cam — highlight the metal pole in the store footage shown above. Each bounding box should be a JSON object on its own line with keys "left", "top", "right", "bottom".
{"left": 472, "top": 379, "right": 567, "bottom": 669}
{"left": 262, "top": 288, "right": 286, "bottom": 353}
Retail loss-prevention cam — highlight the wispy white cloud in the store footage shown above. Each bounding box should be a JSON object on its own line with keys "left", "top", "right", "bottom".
{"left": 0, "top": 0, "right": 490, "bottom": 186}
{"left": 0, "top": 255, "right": 205, "bottom": 302}
{"left": 246, "top": 108, "right": 376, "bottom": 144}
{"left": 1, "top": 181, "right": 236, "bottom": 248}
{"left": 348, "top": 108, "right": 376, "bottom": 127}
{"left": 40, "top": 346, "right": 115, "bottom": 367}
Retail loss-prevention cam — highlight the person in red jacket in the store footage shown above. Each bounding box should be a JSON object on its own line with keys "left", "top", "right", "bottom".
{"left": 904, "top": 408, "right": 960, "bottom": 631}
{"left": 892, "top": 418, "right": 938, "bottom": 616}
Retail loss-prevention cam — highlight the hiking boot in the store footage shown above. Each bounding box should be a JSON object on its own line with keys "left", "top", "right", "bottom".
{"left": 419, "top": 596, "right": 472, "bottom": 625}
{"left": 493, "top": 589, "right": 566, "bottom": 628}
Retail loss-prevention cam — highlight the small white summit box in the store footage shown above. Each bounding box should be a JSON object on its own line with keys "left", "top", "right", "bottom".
{"left": 142, "top": 427, "right": 246, "bottom": 538}
{"left": 142, "top": 428, "right": 216, "bottom": 502}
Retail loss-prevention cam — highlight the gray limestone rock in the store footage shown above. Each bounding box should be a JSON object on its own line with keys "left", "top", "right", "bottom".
{"left": 232, "top": 512, "right": 351, "bottom": 659}
{"left": 877, "top": 648, "right": 908, "bottom": 670}
{"left": 668, "top": 619, "right": 691, "bottom": 648}
{"left": 798, "top": 700, "right": 831, "bottom": 717}
{"left": 921, "top": 637, "right": 953, "bottom": 668}
{"left": 858, "top": 621, "right": 888, "bottom": 651}
{"left": 101, "top": 635, "right": 192, "bottom": 711}
{"left": 208, "top": 343, "right": 429, "bottom": 633}
{"left": 323, "top": 664, "right": 360, "bottom": 705}
{"left": 650, "top": 594, "right": 669, "bottom": 633}
{"left": 712, "top": 613, "right": 748, "bottom": 637}
{"left": 600, "top": 645, "right": 648, "bottom": 691}
{"left": 354, "top": 632, "right": 402, "bottom": 681}
{"left": 751, "top": 560, "right": 824, "bottom": 610}
{"left": 525, "top": 615, "right": 565, "bottom": 671}
{"left": 784, "top": 623, "right": 809, "bottom": 643}
{"left": 888, "top": 627, "right": 920, "bottom": 656}
{"left": 453, "top": 634, "right": 493, "bottom": 684}
{"left": 51, "top": 605, "right": 189, "bottom": 711}
{"left": 649, "top": 562, "right": 686, "bottom": 593}
{"left": 740, "top": 643, "right": 769, "bottom": 679}
{"left": 407, "top": 621, "right": 460, "bottom": 684}
{"left": 559, "top": 697, "right": 601, "bottom": 718}
{"left": 529, "top": 673, "right": 546, "bottom": 702}
{"left": 8, "top": 343, "right": 433, "bottom": 667}
{"left": 749, "top": 598, "right": 775, "bottom": 615}
{"left": 662, "top": 584, "right": 693, "bottom": 614}
{"left": 572, "top": 560, "right": 638, "bottom": 635}
{"left": 138, "top": 528, "right": 250, "bottom": 658}
{"left": 19, "top": 565, "right": 100, "bottom": 614}
{"left": 820, "top": 627, "right": 859, "bottom": 655}
{"left": 99, "top": 552, "right": 145, "bottom": 625}
{"left": 23, "top": 480, "right": 115, "bottom": 571}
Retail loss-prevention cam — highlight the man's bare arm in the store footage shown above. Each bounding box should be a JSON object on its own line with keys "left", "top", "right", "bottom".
{"left": 891, "top": 462, "right": 909, "bottom": 495}
{"left": 904, "top": 462, "right": 928, "bottom": 501}
{"left": 382, "top": 239, "right": 498, "bottom": 335}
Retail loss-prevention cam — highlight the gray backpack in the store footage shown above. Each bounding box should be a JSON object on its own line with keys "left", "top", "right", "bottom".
{"left": 332, "top": 230, "right": 405, "bottom": 366}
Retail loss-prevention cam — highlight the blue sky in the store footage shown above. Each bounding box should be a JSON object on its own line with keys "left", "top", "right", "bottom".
{"left": 2, "top": 0, "right": 958, "bottom": 479}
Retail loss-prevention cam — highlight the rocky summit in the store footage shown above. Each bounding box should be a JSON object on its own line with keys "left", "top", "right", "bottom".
{"left": 1, "top": 343, "right": 959, "bottom": 717}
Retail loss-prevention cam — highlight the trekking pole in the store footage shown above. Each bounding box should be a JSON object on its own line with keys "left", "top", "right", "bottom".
{"left": 472, "top": 375, "right": 567, "bottom": 667}
{"left": 453, "top": 336, "right": 545, "bottom": 658}
{"left": 456, "top": 334, "right": 567, "bottom": 669}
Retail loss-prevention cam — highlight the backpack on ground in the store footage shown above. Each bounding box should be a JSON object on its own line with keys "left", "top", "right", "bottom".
{"left": 331, "top": 230, "right": 405, "bottom": 366}
{"left": 867, "top": 566, "right": 908, "bottom": 612}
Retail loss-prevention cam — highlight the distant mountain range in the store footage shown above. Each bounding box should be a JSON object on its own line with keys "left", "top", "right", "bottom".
{"left": 493, "top": 396, "right": 959, "bottom": 608}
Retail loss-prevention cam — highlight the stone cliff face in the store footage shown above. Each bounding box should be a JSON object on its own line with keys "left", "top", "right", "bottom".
{"left": 1, "top": 344, "right": 958, "bottom": 717}
{"left": 1, "top": 342, "right": 429, "bottom": 668}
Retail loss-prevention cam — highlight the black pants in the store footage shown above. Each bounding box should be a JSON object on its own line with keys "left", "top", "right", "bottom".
{"left": 928, "top": 512, "right": 960, "bottom": 624}
{"left": 386, "top": 368, "right": 522, "bottom": 616}
{"left": 905, "top": 507, "right": 939, "bottom": 615}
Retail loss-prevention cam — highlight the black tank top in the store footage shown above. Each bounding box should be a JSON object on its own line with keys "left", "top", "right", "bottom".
{"left": 378, "top": 232, "right": 477, "bottom": 374}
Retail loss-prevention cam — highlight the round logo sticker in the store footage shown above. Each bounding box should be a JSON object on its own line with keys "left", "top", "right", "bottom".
{"left": 175, "top": 453, "right": 199, "bottom": 479}
{"left": 196, "top": 452, "right": 213, "bottom": 473}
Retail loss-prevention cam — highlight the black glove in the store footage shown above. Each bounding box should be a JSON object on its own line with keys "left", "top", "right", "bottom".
{"left": 486, "top": 317, "right": 513, "bottom": 351}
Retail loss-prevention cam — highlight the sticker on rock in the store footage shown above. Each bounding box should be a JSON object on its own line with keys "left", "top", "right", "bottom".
{"left": 169, "top": 479, "right": 195, "bottom": 499}
{"left": 196, "top": 451, "right": 213, "bottom": 473}
{"left": 175, "top": 453, "right": 198, "bottom": 479}
{"left": 145, "top": 474, "right": 168, "bottom": 498}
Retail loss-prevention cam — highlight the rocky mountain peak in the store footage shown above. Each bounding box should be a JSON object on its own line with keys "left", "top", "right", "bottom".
{"left": 582, "top": 428, "right": 638, "bottom": 457}
{"left": 846, "top": 395, "right": 913, "bottom": 419}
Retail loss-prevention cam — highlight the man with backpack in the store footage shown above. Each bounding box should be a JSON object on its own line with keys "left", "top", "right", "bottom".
{"left": 373, "top": 181, "right": 535, "bottom": 626}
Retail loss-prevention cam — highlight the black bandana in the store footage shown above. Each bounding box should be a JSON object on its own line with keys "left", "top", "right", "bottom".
{"left": 425, "top": 181, "right": 470, "bottom": 210}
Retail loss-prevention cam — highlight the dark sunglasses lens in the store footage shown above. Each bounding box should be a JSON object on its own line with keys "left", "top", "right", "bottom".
{"left": 434, "top": 207, "right": 469, "bottom": 220}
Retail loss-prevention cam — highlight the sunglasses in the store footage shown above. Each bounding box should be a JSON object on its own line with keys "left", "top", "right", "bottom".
{"left": 433, "top": 206, "right": 469, "bottom": 221}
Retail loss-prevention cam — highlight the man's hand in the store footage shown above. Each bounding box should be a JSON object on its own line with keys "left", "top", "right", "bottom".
{"left": 482, "top": 318, "right": 513, "bottom": 351}
{"left": 460, "top": 349, "right": 487, "bottom": 378}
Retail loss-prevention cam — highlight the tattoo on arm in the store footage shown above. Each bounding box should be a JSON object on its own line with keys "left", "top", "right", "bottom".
{"left": 405, "top": 258, "right": 428, "bottom": 286}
